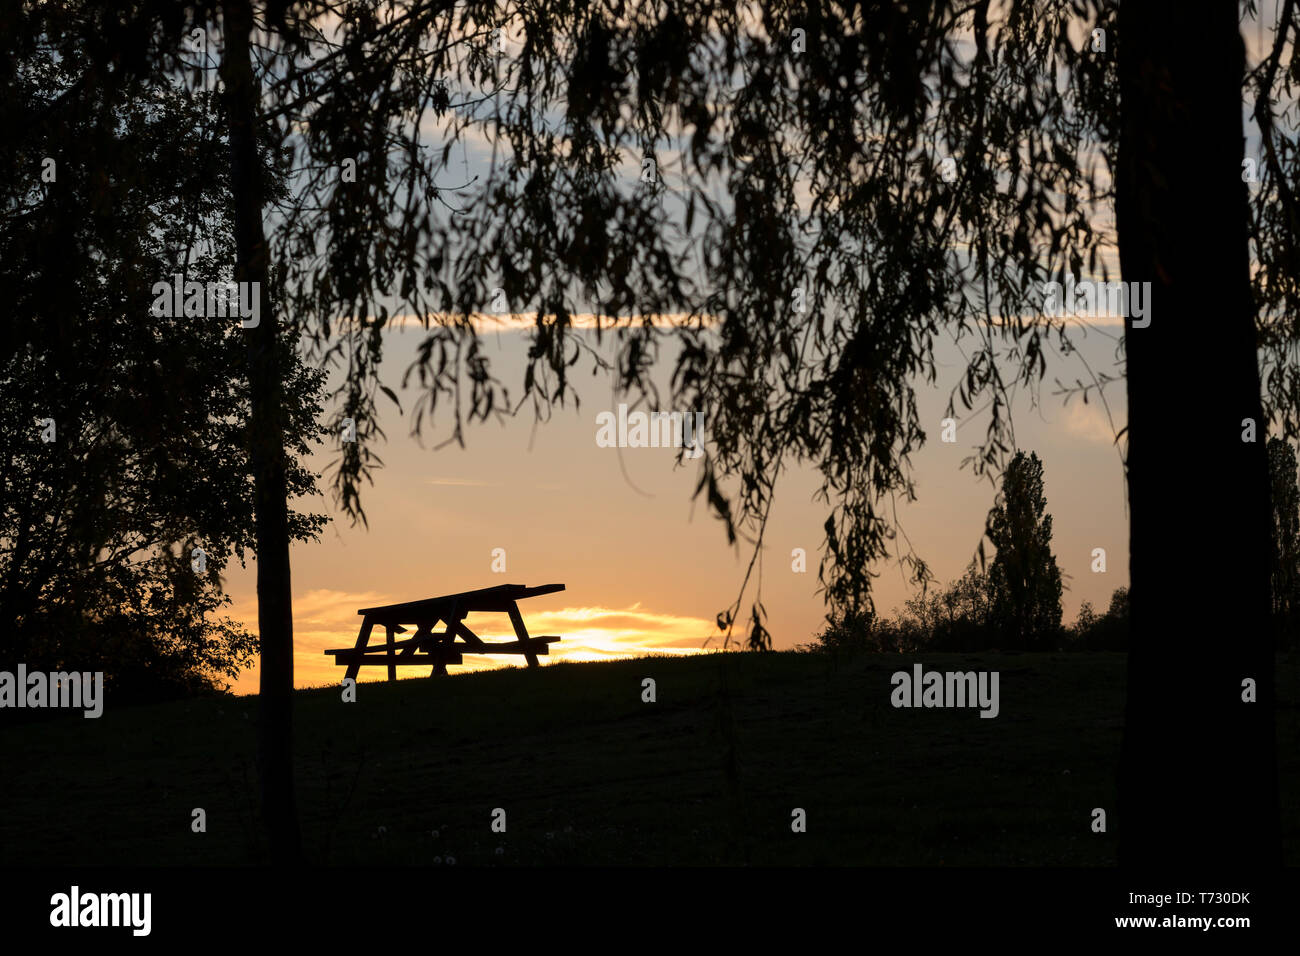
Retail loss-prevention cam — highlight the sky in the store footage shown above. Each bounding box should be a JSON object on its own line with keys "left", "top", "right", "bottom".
{"left": 209, "top": 0, "right": 1290, "bottom": 694}
{"left": 211, "top": 1, "right": 1189, "bottom": 694}
{"left": 221, "top": 313, "right": 1130, "bottom": 695}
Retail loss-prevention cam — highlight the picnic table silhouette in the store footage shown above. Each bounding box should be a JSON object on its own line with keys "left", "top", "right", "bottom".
{"left": 325, "top": 583, "right": 565, "bottom": 679}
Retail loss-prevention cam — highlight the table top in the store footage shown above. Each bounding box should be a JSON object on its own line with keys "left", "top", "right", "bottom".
{"left": 357, "top": 583, "right": 565, "bottom": 620}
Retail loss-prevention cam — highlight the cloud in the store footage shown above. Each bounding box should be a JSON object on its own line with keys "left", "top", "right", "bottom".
{"left": 352, "top": 311, "right": 716, "bottom": 333}
{"left": 228, "top": 594, "right": 718, "bottom": 694}
{"left": 426, "top": 477, "right": 503, "bottom": 487}
{"left": 291, "top": 588, "right": 396, "bottom": 629}
{"left": 1060, "top": 312, "right": 1127, "bottom": 328}
{"left": 1060, "top": 399, "right": 1119, "bottom": 445}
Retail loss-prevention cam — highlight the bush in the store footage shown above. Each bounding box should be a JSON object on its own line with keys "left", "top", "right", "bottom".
{"left": 805, "top": 580, "right": 1130, "bottom": 655}
{"left": 1070, "top": 587, "right": 1129, "bottom": 651}
{"left": 808, "top": 609, "right": 927, "bottom": 654}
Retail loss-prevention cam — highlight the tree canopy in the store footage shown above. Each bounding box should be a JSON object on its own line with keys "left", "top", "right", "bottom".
{"left": 986, "top": 450, "right": 1063, "bottom": 649}
{"left": 161, "top": 0, "right": 1300, "bottom": 643}
{"left": 0, "top": 6, "right": 329, "bottom": 697}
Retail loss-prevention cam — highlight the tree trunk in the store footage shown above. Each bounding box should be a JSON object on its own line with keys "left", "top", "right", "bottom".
{"left": 221, "top": 0, "right": 302, "bottom": 864}
{"left": 1116, "top": 1, "right": 1279, "bottom": 866}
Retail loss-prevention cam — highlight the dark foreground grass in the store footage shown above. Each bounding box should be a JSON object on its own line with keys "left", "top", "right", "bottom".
{"left": 3, "top": 650, "right": 1298, "bottom": 865}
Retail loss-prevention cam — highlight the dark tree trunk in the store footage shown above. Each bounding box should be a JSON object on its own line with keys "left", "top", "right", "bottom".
{"left": 1116, "top": 1, "right": 1279, "bottom": 867}
{"left": 221, "top": 0, "right": 302, "bottom": 864}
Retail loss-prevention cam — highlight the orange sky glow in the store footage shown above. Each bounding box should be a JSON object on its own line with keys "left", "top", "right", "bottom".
{"left": 223, "top": 323, "right": 1130, "bottom": 695}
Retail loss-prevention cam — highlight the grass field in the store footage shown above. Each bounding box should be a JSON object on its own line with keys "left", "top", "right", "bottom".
{"left": 3, "top": 650, "right": 1298, "bottom": 865}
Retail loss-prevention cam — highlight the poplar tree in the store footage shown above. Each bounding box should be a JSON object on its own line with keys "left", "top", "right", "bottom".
{"left": 985, "top": 451, "right": 1064, "bottom": 650}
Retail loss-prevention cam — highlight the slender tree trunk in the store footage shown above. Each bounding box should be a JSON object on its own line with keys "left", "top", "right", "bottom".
{"left": 1116, "top": 1, "right": 1279, "bottom": 867}
{"left": 221, "top": 0, "right": 302, "bottom": 864}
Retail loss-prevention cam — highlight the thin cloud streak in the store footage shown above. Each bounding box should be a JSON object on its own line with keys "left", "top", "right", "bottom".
{"left": 426, "top": 477, "right": 504, "bottom": 487}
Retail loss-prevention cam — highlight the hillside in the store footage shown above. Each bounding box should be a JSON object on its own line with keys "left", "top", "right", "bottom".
{"left": 3, "top": 651, "right": 1297, "bottom": 865}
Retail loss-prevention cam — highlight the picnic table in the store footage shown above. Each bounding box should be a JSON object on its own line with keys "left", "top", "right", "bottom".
{"left": 325, "top": 583, "right": 565, "bottom": 680}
